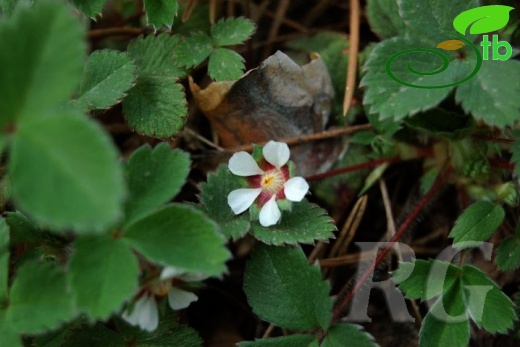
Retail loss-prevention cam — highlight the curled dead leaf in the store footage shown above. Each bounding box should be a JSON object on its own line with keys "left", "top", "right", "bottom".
{"left": 436, "top": 39, "right": 465, "bottom": 51}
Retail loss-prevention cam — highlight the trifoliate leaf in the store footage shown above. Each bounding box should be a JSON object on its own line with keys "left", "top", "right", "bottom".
{"left": 143, "top": 0, "right": 178, "bottom": 29}
{"left": 462, "top": 265, "right": 515, "bottom": 333}
{"left": 123, "top": 204, "right": 229, "bottom": 276}
{"left": 449, "top": 201, "right": 505, "bottom": 249}
{"left": 175, "top": 33, "right": 213, "bottom": 67}
{"left": 208, "top": 48, "right": 245, "bottom": 81}
{"left": 321, "top": 324, "right": 376, "bottom": 347}
{"left": 250, "top": 200, "right": 335, "bottom": 246}
{"left": 5, "top": 261, "right": 75, "bottom": 334}
{"left": 0, "top": 0, "right": 84, "bottom": 128}
{"left": 393, "top": 259, "right": 461, "bottom": 300}
{"left": 243, "top": 244, "right": 332, "bottom": 330}
{"left": 239, "top": 335, "right": 316, "bottom": 347}
{"left": 456, "top": 59, "right": 520, "bottom": 127}
{"left": 9, "top": 113, "right": 125, "bottom": 233}
{"left": 74, "top": 50, "right": 137, "bottom": 110}
{"left": 69, "top": 235, "right": 139, "bottom": 319}
{"left": 361, "top": 36, "right": 460, "bottom": 119}
{"left": 123, "top": 77, "right": 187, "bottom": 138}
{"left": 199, "top": 165, "right": 250, "bottom": 240}
{"left": 495, "top": 235, "right": 520, "bottom": 271}
{"left": 210, "top": 17, "right": 255, "bottom": 46}
{"left": 366, "top": 0, "right": 406, "bottom": 39}
{"left": 453, "top": 5, "right": 514, "bottom": 35}
{"left": 419, "top": 281, "right": 470, "bottom": 347}
{"left": 0, "top": 218, "right": 8, "bottom": 303}
{"left": 125, "top": 143, "right": 190, "bottom": 225}
{"left": 69, "top": 0, "right": 105, "bottom": 17}
{"left": 512, "top": 140, "right": 520, "bottom": 175}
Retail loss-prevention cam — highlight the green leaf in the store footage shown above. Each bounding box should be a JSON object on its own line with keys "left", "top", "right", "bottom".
{"left": 399, "top": 0, "right": 478, "bottom": 44}
{"left": 211, "top": 17, "right": 255, "bottom": 46}
{"left": 4, "top": 211, "right": 45, "bottom": 245}
{"left": 449, "top": 201, "right": 505, "bottom": 249}
{"left": 243, "top": 244, "right": 332, "bottom": 330}
{"left": 366, "top": 0, "right": 406, "bottom": 39}
{"left": 512, "top": 140, "right": 520, "bottom": 175}
{"left": 199, "top": 165, "right": 250, "bottom": 240}
{"left": 0, "top": 0, "right": 19, "bottom": 18}
{"left": 123, "top": 204, "right": 229, "bottom": 276}
{"left": 175, "top": 33, "right": 213, "bottom": 67}
{"left": 393, "top": 259, "right": 461, "bottom": 300}
{"left": 69, "top": 0, "right": 106, "bottom": 17}
{"left": 405, "top": 109, "right": 475, "bottom": 140}
{"left": 495, "top": 235, "right": 520, "bottom": 271}
{"left": 250, "top": 200, "right": 335, "bottom": 246}
{"left": 239, "top": 335, "right": 316, "bottom": 347}
{"left": 123, "top": 77, "right": 187, "bottom": 138}
{"left": 462, "top": 265, "right": 515, "bottom": 333}
{"left": 208, "top": 48, "right": 245, "bottom": 81}
{"left": 9, "top": 113, "right": 125, "bottom": 233}
{"left": 419, "top": 281, "right": 470, "bottom": 347}
{"left": 69, "top": 235, "right": 139, "bottom": 319}
{"left": 74, "top": 50, "right": 137, "bottom": 110}
{"left": 453, "top": 5, "right": 514, "bottom": 35}
{"left": 5, "top": 261, "right": 75, "bottom": 334}
{"left": 62, "top": 322, "right": 126, "bottom": 347}
{"left": 0, "top": 0, "right": 84, "bottom": 128}
{"left": 0, "top": 218, "right": 8, "bottom": 303}
{"left": 125, "top": 144, "right": 190, "bottom": 225}
{"left": 455, "top": 59, "right": 520, "bottom": 127}
{"left": 0, "top": 324, "right": 22, "bottom": 347}
{"left": 366, "top": 111, "right": 401, "bottom": 136}
{"left": 143, "top": 0, "right": 178, "bottom": 29}
{"left": 321, "top": 324, "right": 376, "bottom": 347}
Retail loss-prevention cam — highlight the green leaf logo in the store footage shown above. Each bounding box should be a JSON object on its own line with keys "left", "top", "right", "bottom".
{"left": 453, "top": 5, "right": 514, "bottom": 35}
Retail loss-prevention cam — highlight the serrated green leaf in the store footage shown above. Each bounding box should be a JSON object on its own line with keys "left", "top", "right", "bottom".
{"left": 0, "top": 218, "right": 8, "bottom": 303}
{"left": 419, "top": 281, "right": 470, "bottom": 347}
{"left": 123, "top": 77, "right": 187, "bottom": 138}
{"left": 171, "top": 2, "right": 210, "bottom": 36}
{"left": 208, "top": 48, "right": 245, "bottom": 81}
{"left": 512, "top": 140, "right": 520, "bottom": 175}
{"left": 366, "top": 111, "right": 401, "bottom": 136}
{"left": 62, "top": 322, "right": 126, "bottom": 347}
{"left": 399, "top": 0, "right": 478, "bottom": 44}
{"left": 393, "top": 259, "right": 461, "bottom": 300}
{"left": 239, "top": 335, "right": 316, "bottom": 347}
{"left": 405, "top": 109, "right": 475, "bottom": 140}
{"left": 5, "top": 261, "right": 75, "bottom": 334}
{"left": 453, "top": 5, "right": 514, "bottom": 35}
{"left": 449, "top": 201, "right": 504, "bottom": 249}
{"left": 495, "top": 235, "right": 520, "bottom": 271}
{"left": 175, "top": 33, "right": 213, "bottom": 67}
{"left": 69, "top": 0, "right": 105, "bottom": 17}
{"left": 143, "top": 0, "right": 178, "bottom": 29}
{"left": 125, "top": 144, "right": 190, "bottom": 225}
{"left": 69, "top": 235, "right": 138, "bottom": 319}
{"left": 74, "top": 50, "right": 137, "bottom": 110}
{"left": 211, "top": 17, "right": 255, "bottom": 46}
{"left": 462, "top": 265, "right": 515, "bottom": 333}
{"left": 455, "top": 59, "right": 520, "bottom": 127}
{"left": 123, "top": 204, "right": 229, "bottom": 276}
{"left": 366, "top": 0, "right": 406, "bottom": 39}
{"left": 250, "top": 200, "right": 335, "bottom": 246}
{"left": 9, "top": 113, "right": 125, "bottom": 233}
{"left": 243, "top": 244, "right": 332, "bottom": 330}
{"left": 199, "top": 165, "right": 250, "bottom": 240}
{"left": 0, "top": 1, "right": 84, "bottom": 128}
{"left": 321, "top": 324, "right": 376, "bottom": 347}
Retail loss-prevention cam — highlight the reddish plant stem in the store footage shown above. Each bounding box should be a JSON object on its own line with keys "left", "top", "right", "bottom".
{"left": 305, "top": 158, "right": 398, "bottom": 182}
{"left": 489, "top": 158, "right": 515, "bottom": 171}
{"left": 330, "top": 166, "right": 453, "bottom": 324}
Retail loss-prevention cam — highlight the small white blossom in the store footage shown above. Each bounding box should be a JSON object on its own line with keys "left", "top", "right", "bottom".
{"left": 227, "top": 141, "right": 309, "bottom": 227}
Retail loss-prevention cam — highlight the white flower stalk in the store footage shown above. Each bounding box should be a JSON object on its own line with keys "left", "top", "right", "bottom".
{"left": 122, "top": 267, "right": 207, "bottom": 331}
{"left": 227, "top": 141, "right": 309, "bottom": 227}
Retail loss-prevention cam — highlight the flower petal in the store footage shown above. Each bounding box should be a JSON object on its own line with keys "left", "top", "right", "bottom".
{"left": 284, "top": 177, "right": 309, "bottom": 202}
{"left": 263, "top": 141, "right": 290, "bottom": 168}
{"left": 122, "top": 295, "right": 159, "bottom": 332}
{"left": 228, "top": 152, "right": 264, "bottom": 176}
{"left": 228, "top": 188, "right": 262, "bottom": 214}
{"left": 160, "top": 266, "right": 186, "bottom": 280}
{"left": 179, "top": 272, "right": 209, "bottom": 282}
{"left": 259, "top": 195, "right": 281, "bottom": 227}
{"left": 168, "top": 288, "right": 198, "bottom": 310}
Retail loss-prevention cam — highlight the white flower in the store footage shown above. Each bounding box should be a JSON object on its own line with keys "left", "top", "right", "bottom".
{"left": 227, "top": 141, "right": 309, "bottom": 227}
{"left": 122, "top": 267, "right": 207, "bottom": 331}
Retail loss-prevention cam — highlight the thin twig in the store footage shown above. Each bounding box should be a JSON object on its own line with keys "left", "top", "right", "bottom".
{"left": 343, "top": 0, "right": 360, "bottom": 115}
{"left": 88, "top": 27, "right": 143, "bottom": 39}
{"left": 184, "top": 128, "right": 225, "bottom": 151}
{"left": 305, "top": 158, "right": 395, "bottom": 182}
{"left": 262, "top": 0, "right": 290, "bottom": 58}
{"left": 329, "top": 195, "right": 367, "bottom": 259}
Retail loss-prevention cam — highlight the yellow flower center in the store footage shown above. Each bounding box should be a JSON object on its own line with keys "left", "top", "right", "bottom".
{"left": 260, "top": 170, "right": 285, "bottom": 195}
{"left": 152, "top": 280, "right": 172, "bottom": 297}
